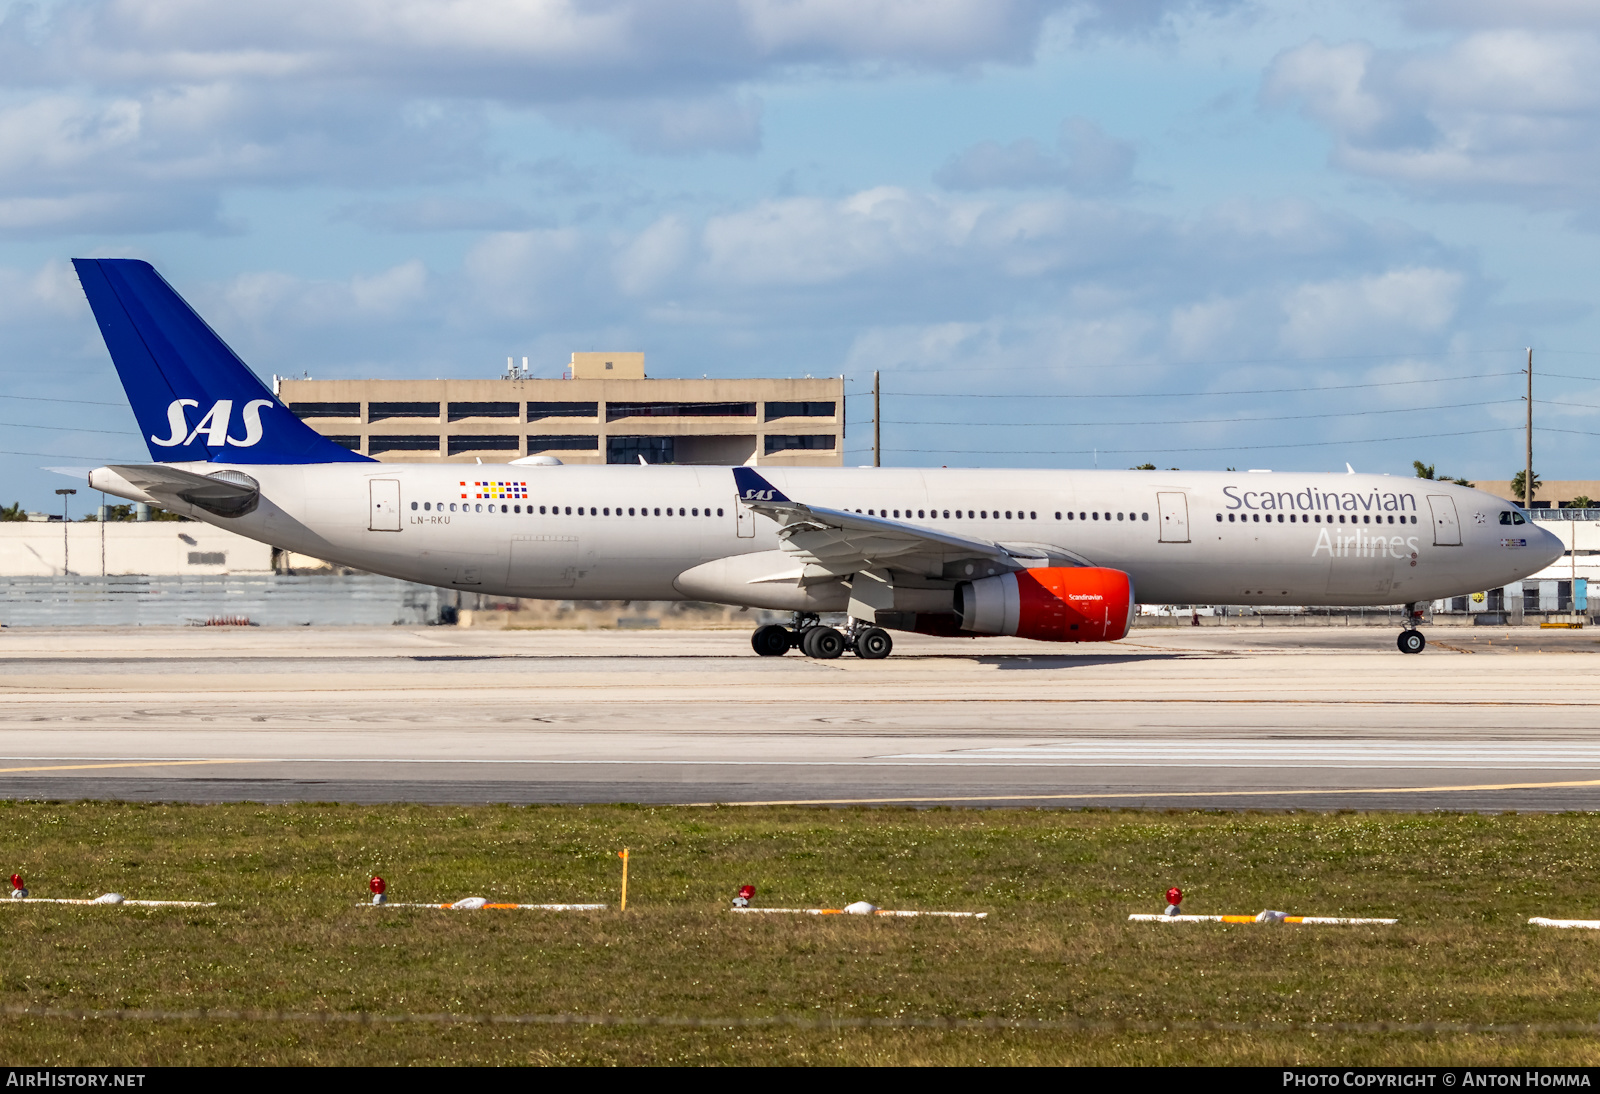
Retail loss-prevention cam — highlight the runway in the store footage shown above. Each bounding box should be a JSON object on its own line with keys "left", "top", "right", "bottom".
{"left": 3, "top": 624, "right": 1600, "bottom": 810}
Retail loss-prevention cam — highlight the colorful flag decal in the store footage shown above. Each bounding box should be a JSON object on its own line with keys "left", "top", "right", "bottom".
{"left": 460, "top": 480, "right": 529, "bottom": 500}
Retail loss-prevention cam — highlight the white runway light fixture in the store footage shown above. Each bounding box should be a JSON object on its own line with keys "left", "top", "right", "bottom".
{"left": 376, "top": 899, "right": 608, "bottom": 911}
{"left": 733, "top": 899, "right": 987, "bottom": 918}
{"left": 1129, "top": 912, "right": 1397, "bottom": 925}
{"left": 1128, "top": 887, "right": 1396, "bottom": 925}
{"left": 732, "top": 885, "right": 754, "bottom": 909}
{"left": 363, "top": 879, "right": 603, "bottom": 911}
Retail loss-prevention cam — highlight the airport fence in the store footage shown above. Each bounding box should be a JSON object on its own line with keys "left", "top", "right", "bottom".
{"left": 0, "top": 575, "right": 447, "bottom": 627}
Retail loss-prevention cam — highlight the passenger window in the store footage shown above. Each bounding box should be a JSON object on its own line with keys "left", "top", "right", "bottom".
{"left": 1228, "top": 513, "right": 1235, "bottom": 522}
{"left": 410, "top": 502, "right": 417, "bottom": 511}
{"left": 1277, "top": 514, "right": 1283, "bottom": 523}
{"left": 1141, "top": 513, "right": 1147, "bottom": 521}
{"left": 679, "top": 508, "right": 686, "bottom": 516}
{"left": 514, "top": 505, "right": 520, "bottom": 513}
{"left": 1362, "top": 515, "right": 1369, "bottom": 524}
{"left": 717, "top": 508, "right": 724, "bottom": 517}
{"left": 918, "top": 510, "right": 924, "bottom": 518}
{"left": 423, "top": 503, "right": 430, "bottom": 511}
{"left": 1092, "top": 512, "right": 1099, "bottom": 521}
{"left": 1004, "top": 511, "right": 1011, "bottom": 519}
{"left": 1079, "top": 512, "right": 1086, "bottom": 520}
{"left": 1252, "top": 514, "right": 1259, "bottom": 522}
{"left": 449, "top": 503, "right": 456, "bottom": 512}
{"left": 1116, "top": 513, "right": 1123, "bottom": 521}
{"left": 502, "top": 505, "right": 508, "bottom": 513}
{"left": 475, "top": 504, "right": 482, "bottom": 513}
{"left": 692, "top": 508, "right": 699, "bottom": 516}
{"left": 1216, "top": 514, "right": 1222, "bottom": 522}
{"left": 943, "top": 510, "right": 951, "bottom": 519}
{"left": 1056, "top": 512, "right": 1062, "bottom": 520}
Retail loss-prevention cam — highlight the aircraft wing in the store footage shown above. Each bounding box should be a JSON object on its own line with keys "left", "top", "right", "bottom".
{"left": 731, "top": 466, "right": 1040, "bottom": 581}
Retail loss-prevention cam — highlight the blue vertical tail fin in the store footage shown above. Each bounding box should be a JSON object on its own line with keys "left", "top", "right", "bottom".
{"left": 74, "top": 258, "right": 372, "bottom": 464}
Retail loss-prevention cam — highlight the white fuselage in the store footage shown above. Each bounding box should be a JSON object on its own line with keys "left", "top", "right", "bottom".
{"left": 109, "top": 463, "right": 1562, "bottom": 612}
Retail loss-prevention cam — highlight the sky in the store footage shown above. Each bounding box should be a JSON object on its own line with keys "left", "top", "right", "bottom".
{"left": 4, "top": 0, "right": 1600, "bottom": 512}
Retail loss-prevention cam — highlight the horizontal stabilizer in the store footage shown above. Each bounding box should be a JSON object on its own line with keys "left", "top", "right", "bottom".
{"left": 99, "top": 463, "right": 261, "bottom": 518}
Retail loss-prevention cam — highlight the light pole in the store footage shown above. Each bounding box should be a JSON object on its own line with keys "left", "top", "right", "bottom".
{"left": 55, "top": 488, "right": 75, "bottom": 576}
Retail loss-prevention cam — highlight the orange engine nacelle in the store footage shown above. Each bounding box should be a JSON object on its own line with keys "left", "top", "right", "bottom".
{"left": 957, "top": 566, "right": 1134, "bottom": 643}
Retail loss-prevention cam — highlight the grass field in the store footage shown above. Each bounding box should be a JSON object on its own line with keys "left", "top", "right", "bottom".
{"left": 3, "top": 802, "right": 1600, "bottom": 1065}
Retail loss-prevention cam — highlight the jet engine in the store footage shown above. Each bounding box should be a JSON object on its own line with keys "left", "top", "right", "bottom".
{"left": 957, "top": 566, "right": 1134, "bottom": 642}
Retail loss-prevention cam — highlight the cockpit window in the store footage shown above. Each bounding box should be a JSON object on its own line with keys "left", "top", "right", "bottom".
{"left": 1499, "top": 511, "right": 1527, "bottom": 525}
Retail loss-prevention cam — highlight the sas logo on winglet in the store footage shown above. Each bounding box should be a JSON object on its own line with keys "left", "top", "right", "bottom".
{"left": 150, "top": 398, "right": 274, "bottom": 448}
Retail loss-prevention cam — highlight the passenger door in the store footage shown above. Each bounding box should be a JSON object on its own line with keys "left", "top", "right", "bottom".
{"left": 736, "top": 500, "right": 755, "bottom": 538}
{"left": 368, "top": 479, "right": 401, "bottom": 532}
{"left": 1428, "top": 495, "right": 1462, "bottom": 546}
{"left": 1157, "top": 491, "right": 1190, "bottom": 543}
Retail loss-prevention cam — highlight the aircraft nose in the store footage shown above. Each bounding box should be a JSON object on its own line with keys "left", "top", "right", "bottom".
{"left": 1536, "top": 522, "right": 1565, "bottom": 568}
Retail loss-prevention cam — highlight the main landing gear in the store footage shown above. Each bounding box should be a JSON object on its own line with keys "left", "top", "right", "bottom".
{"left": 1397, "top": 602, "right": 1427, "bottom": 655}
{"left": 750, "top": 613, "right": 895, "bottom": 660}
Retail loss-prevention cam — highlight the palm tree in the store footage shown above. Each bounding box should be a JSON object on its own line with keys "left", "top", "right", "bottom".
{"left": 0, "top": 501, "right": 24, "bottom": 522}
{"left": 1511, "top": 469, "right": 1542, "bottom": 504}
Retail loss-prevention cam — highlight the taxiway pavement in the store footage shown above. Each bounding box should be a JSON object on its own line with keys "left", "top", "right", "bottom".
{"left": 2, "top": 624, "right": 1598, "bottom": 810}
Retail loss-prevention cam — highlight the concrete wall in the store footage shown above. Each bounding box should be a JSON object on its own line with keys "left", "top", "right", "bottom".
{"left": 0, "top": 575, "right": 445, "bottom": 626}
{"left": 0, "top": 523, "right": 274, "bottom": 577}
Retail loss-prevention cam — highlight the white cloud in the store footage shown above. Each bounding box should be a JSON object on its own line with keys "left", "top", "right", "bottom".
{"left": 1279, "top": 267, "right": 1465, "bottom": 354}
{"left": 935, "top": 117, "right": 1135, "bottom": 194}
{"left": 1265, "top": 30, "right": 1600, "bottom": 209}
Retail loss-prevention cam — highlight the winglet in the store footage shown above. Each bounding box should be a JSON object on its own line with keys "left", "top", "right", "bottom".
{"left": 732, "top": 466, "right": 791, "bottom": 504}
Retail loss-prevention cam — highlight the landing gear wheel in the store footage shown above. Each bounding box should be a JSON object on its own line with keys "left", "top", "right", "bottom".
{"left": 1398, "top": 630, "right": 1426, "bottom": 655}
{"left": 751, "top": 624, "right": 792, "bottom": 657}
{"left": 802, "top": 625, "right": 846, "bottom": 659}
{"left": 854, "top": 627, "right": 893, "bottom": 659}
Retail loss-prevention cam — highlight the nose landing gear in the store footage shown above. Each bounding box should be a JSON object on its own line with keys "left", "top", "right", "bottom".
{"left": 1397, "top": 602, "right": 1427, "bottom": 654}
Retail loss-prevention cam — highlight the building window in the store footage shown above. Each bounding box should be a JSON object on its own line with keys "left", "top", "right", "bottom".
{"left": 528, "top": 435, "right": 598, "bottom": 453}
{"left": 608, "top": 402, "right": 755, "bottom": 420}
{"left": 187, "top": 551, "right": 226, "bottom": 565}
{"left": 528, "top": 401, "right": 598, "bottom": 419}
{"left": 368, "top": 401, "right": 439, "bottom": 420}
{"left": 327, "top": 436, "right": 362, "bottom": 451}
{"left": 764, "top": 401, "right": 836, "bottom": 420}
{"left": 448, "top": 401, "right": 519, "bottom": 421}
{"left": 608, "top": 436, "right": 675, "bottom": 464}
{"left": 288, "top": 402, "right": 359, "bottom": 419}
{"left": 765, "top": 434, "right": 835, "bottom": 454}
{"left": 447, "top": 435, "right": 517, "bottom": 456}
{"left": 368, "top": 435, "right": 439, "bottom": 454}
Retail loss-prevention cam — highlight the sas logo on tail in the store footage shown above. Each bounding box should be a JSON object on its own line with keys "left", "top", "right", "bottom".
{"left": 151, "top": 398, "right": 274, "bottom": 448}
{"left": 741, "top": 488, "right": 777, "bottom": 501}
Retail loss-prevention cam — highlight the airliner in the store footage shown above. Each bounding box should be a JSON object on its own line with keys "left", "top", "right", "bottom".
{"left": 67, "top": 258, "right": 1561, "bottom": 658}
